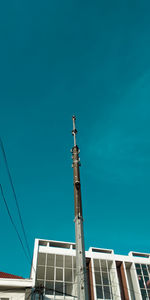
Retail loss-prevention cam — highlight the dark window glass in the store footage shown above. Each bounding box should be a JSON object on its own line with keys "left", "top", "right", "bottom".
{"left": 35, "top": 280, "right": 44, "bottom": 288}
{"left": 136, "top": 268, "right": 142, "bottom": 275}
{"left": 142, "top": 265, "right": 147, "bottom": 270}
{"left": 144, "top": 277, "right": 149, "bottom": 287}
{"left": 45, "top": 281, "right": 54, "bottom": 295}
{"left": 55, "top": 282, "right": 63, "bottom": 295}
{"left": 36, "top": 266, "right": 45, "bottom": 279}
{"left": 102, "top": 272, "right": 109, "bottom": 285}
{"left": 56, "top": 268, "right": 63, "bottom": 281}
{"left": 101, "top": 260, "right": 107, "bottom": 271}
{"left": 139, "top": 277, "right": 145, "bottom": 288}
{"left": 96, "top": 286, "right": 103, "bottom": 299}
{"left": 65, "top": 268, "right": 72, "bottom": 282}
{"left": 147, "top": 289, "right": 150, "bottom": 299}
{"left": 135, "top": 264, "right": 140, "bottom": 268}
{"left": 94, "top": 259, "right": 100, "bottom": 271}
{"left": 46, "top": 267, "right": 54, "bottom": 281}
{"left": 65, "top": 283, "right": 73, "bottom": 296}
{"left": 47, "top": 254, "right": 54, "bottom": 266}
{"left": 95, "top": 272, "right": 101, "bottom": 284}
{"left": 104, "top": 286, "right": 111, "bottom": 299}
{"left": 37, "top": 253, "right": 46, "bottom": 266}
{"left": 65, "top": 256, "right": 72, "bottom": 268}
{"left": 141, "top": 289, "right": 147, "bottom": 300}
{"left": 56, "top": 255, "right": 63, "bottom": 267}
{"left": 143, "top": 269, "right": 148, "bottom": 276}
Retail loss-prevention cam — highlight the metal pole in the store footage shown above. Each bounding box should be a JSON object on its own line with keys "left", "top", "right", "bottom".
{"left": 71, "top": 116, "right": 89, "bottom": 300}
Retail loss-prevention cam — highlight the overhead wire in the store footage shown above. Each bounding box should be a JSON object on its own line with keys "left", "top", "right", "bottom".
{"left": 0, "top": 184, "right": 31, "bottom": 266}
{"left": 0, "top": 139, "right": 148, "bottom": 299}
{"left": 36, "top": 261, "right": 148, "bottom": 299}
{"left": 0, "top": 284, "right": 144, "bottom": 300}
{"left": 0, "top": 264, "right": 148, "bottom": 299}
{"left": 0, "top": 138, "right": 32, "bottom": 262}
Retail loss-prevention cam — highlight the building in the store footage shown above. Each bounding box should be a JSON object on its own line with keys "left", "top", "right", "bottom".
{"left": 30, "top": 238, "right": 150, "bottom": 300}
{"left": 30, "top": 118, "right": 149, "bottom": 300}
{"left": 0, "top": 271, "right": 32, "bottom": 300}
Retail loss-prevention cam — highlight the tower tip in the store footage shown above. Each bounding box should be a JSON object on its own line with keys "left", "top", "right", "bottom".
{"left": 72, "top": 115, "right": 77, "bottom": 147}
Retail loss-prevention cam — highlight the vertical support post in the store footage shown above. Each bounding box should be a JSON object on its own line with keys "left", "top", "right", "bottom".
{"left": 71, "top": 116, "right": 89, "bottom": 300}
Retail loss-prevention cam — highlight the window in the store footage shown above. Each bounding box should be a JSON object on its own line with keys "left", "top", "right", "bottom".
{"left": 94, "top": 259, "right": 113, "bottom": 299}
{"left": 135, "top": 263, "right": 150, "bottom": 300}
{"left": 36, "top": 252, "right": 77, "bottom": 298}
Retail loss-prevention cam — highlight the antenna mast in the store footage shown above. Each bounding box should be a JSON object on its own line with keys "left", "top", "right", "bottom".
{"left": 71, "top": 116, "right": 89, "bottom": 300}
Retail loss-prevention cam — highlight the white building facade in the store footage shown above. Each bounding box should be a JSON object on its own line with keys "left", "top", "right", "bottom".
{"left": 0, "top": 274, "right": 32, "bottom": 300}
{"left": 30, "top": 239, "right": 150, "bottom": 300}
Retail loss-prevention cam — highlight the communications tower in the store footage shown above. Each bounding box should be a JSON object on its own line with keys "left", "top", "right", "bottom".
{"left": 71, "top": 116, "right": 89, "bottom": 300}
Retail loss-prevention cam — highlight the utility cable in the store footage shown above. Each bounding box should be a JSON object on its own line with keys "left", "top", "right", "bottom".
{"left": 0, "top": 138, "right": 32, "bottom": 262}
{"left": 0, "top": 184, "right": 31, "bottom": 266}
{"left": 34, "top": 286, "right": 78, "bottom": 299}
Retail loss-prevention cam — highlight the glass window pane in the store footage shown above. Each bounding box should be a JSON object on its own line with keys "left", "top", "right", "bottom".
{"left": 46, "top": 267, "right": 54, "bottom": 281}
{"left": 102, "top": 272, "right": 109, "bottom": 285}
{"left": 36, "top": 280, "right": 44, "bottom": 287}
{"left": 37, "top": 253, "right": 46, "bottom": 266}
{"left": 47, "top": 254, "right": 54, "bottom": 266}
{"left": 101, "top": 260, "right": 107, "bottom": 271}
{"left": 65, "top": 256, "right": 72, "bottom": 268}
{"left": 65, "top": 283, "right": 73, "bottom": 296}
{"left": 45, "top": 281, "right": 54, "bottom": 295}
{"left": 144, "top": 277, "right": 149, "bottom": 287}
{"left": 138, "top": 277, "right": 145, "bottom": 288}
{"left": 141, "top": 289, "right": 147, "bottom": 300}
{"left": 96, "top": 286, "right": 103, "bottom": 299}
{"left": 56, "top": 268, "right": 63, "bottom": 281}
{"left": 95, "top": 272, "right": 101, "bottom": 284}
{"left": 94, "top": 259, "right": 100, "bottom": 271}
{"left": 143, "top": 269, "right": 148, "bottom": 276}
{"left": 36, "top": 266, "right": 45, "bottom": 279}
{"left": 147, "top": 289, "right": 150, "bottom": 299}
{"left": 56, "top": 255, "right": 63, "bottom": 267}
{"left": 142, "top": 265, "right": 147, "bottom": 270}
{"left": 135, "top": 264, "right": 141, "bottom": 269}
{"left": 65, "top": 268, "right": 72, "bottom": 282}
{"left": 107, "top": 261, "right": 112, "bottom": 270}
{"left": 55, "top": 282, "right": 63, "bottom": 295}
{"left": 104, "top": 286, "right": 111, "bottom": 299}
{"left": 136, "top": 268, "right": 142, "bottom": 275}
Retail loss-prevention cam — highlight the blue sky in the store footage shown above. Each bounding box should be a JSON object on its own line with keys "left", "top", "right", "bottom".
{"left": 0, "top": 0, "right": 150, "bottom": 278}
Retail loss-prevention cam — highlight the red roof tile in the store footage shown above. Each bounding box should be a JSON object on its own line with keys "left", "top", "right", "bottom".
{"left": 0, "top": 271, "right": 24, "bottom": 279}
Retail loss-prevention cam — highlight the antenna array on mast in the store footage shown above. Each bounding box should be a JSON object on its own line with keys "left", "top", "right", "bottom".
{"left": 71, "top": 116, "right": 89, "bottom": 300}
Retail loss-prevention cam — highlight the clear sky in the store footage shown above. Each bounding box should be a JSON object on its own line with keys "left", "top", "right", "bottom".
{"left": 0, "top": 0, "right": 150, "bottom": 278}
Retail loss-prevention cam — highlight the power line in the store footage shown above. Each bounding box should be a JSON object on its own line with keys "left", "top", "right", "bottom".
{"left": 0, "top": 283, "right": 145, "bottom": 300}
{"left": 34, "top": 286, "right": 78, "bottom": 298}
{"left": 0, "top": 184, "right": 31, "bottom": 266}
{"left": 0, "top": 138, "right": 32, "bottom": 262}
